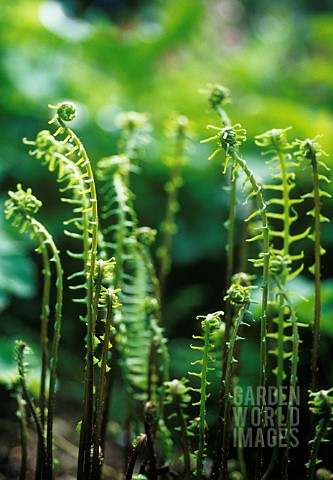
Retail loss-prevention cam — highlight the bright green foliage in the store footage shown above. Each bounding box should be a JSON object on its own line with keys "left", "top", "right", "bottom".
{"left": 255, "top": 127, "right": 309, "bottom": 276}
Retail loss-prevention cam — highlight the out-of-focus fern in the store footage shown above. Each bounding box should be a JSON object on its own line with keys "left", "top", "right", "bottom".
{"left": 96, "top": 116, "right": 173, "bottom": 466}
{"left": 157, "top": 114, "right": 192, "bottom": 300}
{"left": 220, "top": 276, "right": 254, "bottom": 480}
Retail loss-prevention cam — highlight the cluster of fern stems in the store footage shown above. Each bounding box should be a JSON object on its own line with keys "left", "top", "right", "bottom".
{"left": 4, "top": 86, "right": 332, "bottom": 480}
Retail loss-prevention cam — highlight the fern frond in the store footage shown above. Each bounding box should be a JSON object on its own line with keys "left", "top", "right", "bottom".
{"left": 294, "top": 137, "right": 331, "bottom": 394}
{"left": 306, "top": 388, "right": 333, "bottom": 479}
{"left": 189, "top": 311, "right": 223, "bottom": 479}
{"left": 6, "top": 186, "right": 63, "bottom": 477}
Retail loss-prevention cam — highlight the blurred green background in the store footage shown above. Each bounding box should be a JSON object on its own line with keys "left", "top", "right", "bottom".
{"left": 0, "top": 0, "right": 333, "bottom": 449}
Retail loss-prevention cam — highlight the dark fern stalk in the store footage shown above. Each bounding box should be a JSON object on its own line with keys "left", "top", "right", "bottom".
{"left": 306, "top": 388, "right": 333, "bottom": 479}
{"left": 14, "top": 341, "right": 47, "bottom": 474}
{"left": 125, "top": 434, "right": 147, "bottom": 480}
{"left": 39, "top": 246, "right": 51, "bottom": 430}
{"left": 294, "top": 137, "right": 331, "bottom": 393}
{"left": 272, "top": 276, "right": 300, "bottom": 480}
{"left": 221, "top": 278, "right": 254, "bottom": 480}
{"left": 189, "top": 311, "right": 223, "bottom": 479}
{"left": 92, "top": 284, "right": 118, "bottom": 478}
{"left": 201, "top": 124, "right": 270, "bottom": 478}
{"left": 17, "top": 391, "right": 29, "bottom": 480}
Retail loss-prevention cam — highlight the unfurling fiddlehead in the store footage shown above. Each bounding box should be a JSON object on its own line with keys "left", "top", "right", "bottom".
{"left": 294, "top": 137, "right": 331, "bottom": 393}
{"left": 221, "top": 276, "right": 254, "bottom": 480}
{"left": 189, "top": 311, "right": 223, "bottom": 479}
{"left": 164, "top": 378, "right": 193, "bottom": 479}
{"left": 306, "top": 388, "right": 333, "bottom": 479}
{"left": 47, "top": 102, "right": 100, "bottom": 479}
{"left": 6, "top": 186, "right": 63, "bottom": 479}
{"left": 202, "top": 122, "right": 270, "bottom": 478}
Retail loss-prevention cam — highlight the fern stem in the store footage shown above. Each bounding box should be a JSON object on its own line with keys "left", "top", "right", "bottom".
{"left": 176, "top": 402, "right": 192, "bottom": 480}
{"left": 307, "top": 140, "right": 322, "bottom": 394}
{"left": 56, "top": 116, "right": 99, "bottom": 479}
{"left": 16, "top": 341, "right": 47, "bottom": 471}
{"left": 196, "top": 320, "right": 211, "bottom": 480}
{"left": 125, "top": 434, "right": 147, "bottom": 480}
{"left": 191, "top": 314, "right": 222, "bottom": 479}
{"left": 35, "top": 243, "right": 51, "bottom": 480}
{"left": 209, "top": 91, "right": 236, "bottom": 480}
{"left": 228, "top": 146, "right": 270, "bottom": 478}
{"left": 92, "top": 288, "right": 114, "bottom": 478}
{"left": 17, "top": 392, "right": 29, "bottom": 480}
{"left": 261, "top": 293, "right": 285, "bottom": 480}
{"left": 37, "top": 223, "right": 64, "bottom": 479}
{"left": 272, "top": 278, "right": 299, "bottom": 480}
{"left": 221, "top": 303, "right": 249, "bottom": 479}
{"left": 23, "top": 217, "right": 64, "bottom": 477}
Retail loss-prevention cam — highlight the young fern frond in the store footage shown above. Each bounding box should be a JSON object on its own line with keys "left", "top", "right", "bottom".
{"left": 6, "top": 185, "right": 63, "bottom": 479}
{"left": 164, "top": 378, "right": 193, "bottom": 480}
{"left": 294, "top": 137, "right": 331, "bottom": 393}
{"left": 220, "top": 276, "right": 254, "bottom": 480}
{"left": 271, "top": 275, "right": 301, "bottom": 480}
{"left": 189, "top": 311, "right": 223, "bottom": 479}
{"left": 92, "top": 284, "right": 119, "bottom": 478}
{"left": 125, "top": 434, "right": 147, "bottom": 480}
{"left": 306, "top": 388, "right": 333, "bottom": 479}
{"left": 203, "top": 85, "right": 242, "bottom": 480}
{"left": 201, "top": 123, "right": 270, "bottom": 478}
{"left": 255, "top": 128, "right": 310, "bottom": 273}
{"left": 23, "top": 129, "right": 90, "bottom": 303}
{"left": 47, "top": 102, "right": 100, "bottom": 479}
